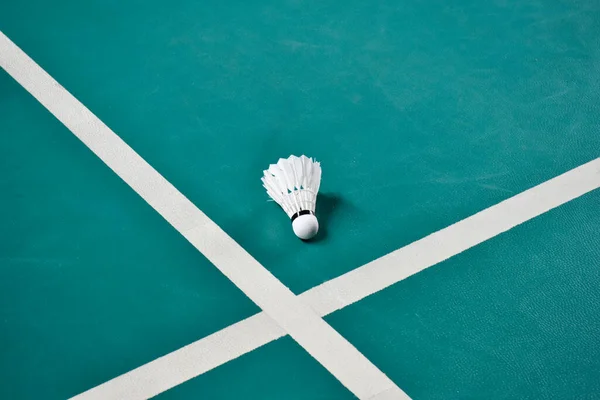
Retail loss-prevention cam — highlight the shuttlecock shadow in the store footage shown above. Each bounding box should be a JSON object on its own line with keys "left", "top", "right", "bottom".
{"left": 311, "top": 193, "right": 344, "bottom": 242}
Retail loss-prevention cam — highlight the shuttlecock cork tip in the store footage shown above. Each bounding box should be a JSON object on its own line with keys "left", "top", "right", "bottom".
{"left": 291, "top": 212, "right": 319, "bottom": 240}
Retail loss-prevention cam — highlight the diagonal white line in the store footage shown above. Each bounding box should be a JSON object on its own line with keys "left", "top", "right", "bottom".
{"left": 4, "top": 29, "right": 600, "bottom": 400}
{"left": 302, "top": 157, "right": 600, "bottom": 317}
{"left": 68, "top": 157, "right": 600, "bottom": 399}
{"left": 0, "top": 31, "right": 408, "bottom": 400}
{"left": 72, "top": 314, "right": 288, "bottom": 400}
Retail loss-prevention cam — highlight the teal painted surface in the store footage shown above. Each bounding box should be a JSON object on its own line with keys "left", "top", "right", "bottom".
{"left": 2, "top": 0, "right": 600, "bottom": 398}
{"left": 0, "top": 71, "right": 259, "bottom": 399}
{"left": 157, "top": 336, "right": 354, "bottom": 399}
{"left": 1, "top": 0, "right": 599, "bottom": 295}
{"left": 327, "top": 190, "right": 600, "bottom": 400}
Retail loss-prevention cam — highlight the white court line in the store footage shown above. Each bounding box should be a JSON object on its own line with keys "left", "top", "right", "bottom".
{"left": 0, "top": 31, "right": 407, "bottom": 400}
{"left": 3, "top": 30, "right": 600, "bottom": 399}
{"left": 69, "top": 157, "right": 600, "bottom": 399}
{"left": 302, "top": 157, "right": 600, "bottom": 316}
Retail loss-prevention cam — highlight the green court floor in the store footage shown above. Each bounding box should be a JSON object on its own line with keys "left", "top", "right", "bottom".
{"left": 1, "top": 0, "right": 600, "bottom": 398}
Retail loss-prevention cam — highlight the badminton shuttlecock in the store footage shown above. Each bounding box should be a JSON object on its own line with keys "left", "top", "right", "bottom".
{"left": 262, "top": 155, "right": 322, "bottom": 240}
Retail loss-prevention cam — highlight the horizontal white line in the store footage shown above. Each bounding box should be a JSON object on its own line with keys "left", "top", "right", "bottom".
{"left": 0, "top": 31, "right": 406, "bottom": 400}
{"left": 74, "top": 314, "right": 287, "bottom": 399}
{"left": 302, "top": 157, "right": 600, "bottom": 316}
{"left": 71, "top": 157, "right": 600, "bottom": 398}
